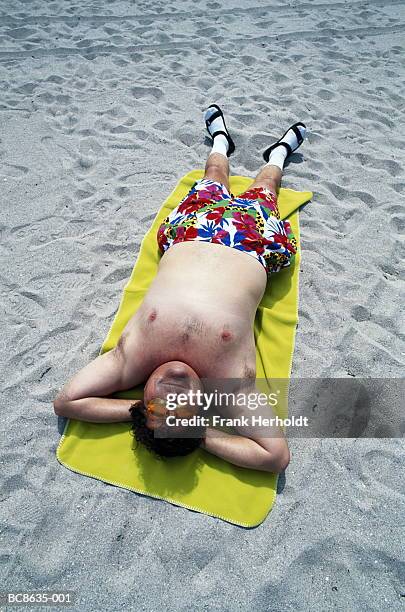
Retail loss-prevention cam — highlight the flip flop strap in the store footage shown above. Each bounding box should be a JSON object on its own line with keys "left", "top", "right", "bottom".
{"left": 206, "top": 109, "right": 222, "bottom": 127}
{"left": 210, "top": 129, "right": 229, "bottom": 140}
{"left": 276, "top": 141, "right": 292, "bottom": 156}
{"left": 291, "top": 124, "right": 304, "bottom": 146}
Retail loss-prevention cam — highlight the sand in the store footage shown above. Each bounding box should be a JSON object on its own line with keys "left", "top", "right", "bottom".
{"left": 1, "top": 0, "right": 404, "bottom": 609}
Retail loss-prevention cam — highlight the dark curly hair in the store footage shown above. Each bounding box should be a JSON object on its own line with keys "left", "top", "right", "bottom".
{"left": 129, "top": 401, "right": 204, "bottom": 458}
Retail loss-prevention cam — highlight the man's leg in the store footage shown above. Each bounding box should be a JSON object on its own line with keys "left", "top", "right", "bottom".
{"left": 203, "top": 106, "right": 232, "bottom": 193}
{"left": 248, "top": 123, "right": 307, "bottom": 195}
{"left": 248, "top": 163, "right": 282, "bottom": 196}
{"left": 204, "top": 152, "right": 230, "bottom": 193}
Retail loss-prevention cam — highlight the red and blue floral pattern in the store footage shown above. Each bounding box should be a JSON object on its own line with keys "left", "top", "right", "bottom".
{"left": 157, "top": 178, "right": 297, "bottom": 274}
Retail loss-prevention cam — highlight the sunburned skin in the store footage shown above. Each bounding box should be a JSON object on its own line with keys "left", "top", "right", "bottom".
{"left": 116, "top": 239, "right": 268, "bottom": 384}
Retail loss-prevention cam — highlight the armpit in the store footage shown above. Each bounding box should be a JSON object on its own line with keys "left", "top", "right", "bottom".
{"left": 115, "top": 332, "right": 129, "bottom": 355}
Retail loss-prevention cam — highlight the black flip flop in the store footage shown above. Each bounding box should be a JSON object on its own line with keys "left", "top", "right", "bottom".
{"left": 205, "top": 103, "right": 236, "bottom": 157}
{"left": 263, "top": 122, "right": 306, "bottom": 163}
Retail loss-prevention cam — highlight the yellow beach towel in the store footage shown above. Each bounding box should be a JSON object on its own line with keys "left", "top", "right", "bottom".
{"left": 56, "top": 170, "right": 312, "bottom": 527}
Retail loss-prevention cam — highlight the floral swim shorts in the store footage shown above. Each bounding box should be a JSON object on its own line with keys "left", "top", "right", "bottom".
{"left": 157, "top": 178, "right": 297, "bottom": 274}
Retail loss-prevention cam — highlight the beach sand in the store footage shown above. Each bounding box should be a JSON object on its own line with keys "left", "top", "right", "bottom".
{"left": 1, "top": 0, "right": 404, "bottom": 609}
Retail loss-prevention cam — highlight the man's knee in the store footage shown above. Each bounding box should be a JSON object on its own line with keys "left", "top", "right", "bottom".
{"left": 205, "top": 160, "right": 226, "bottom": 173}
{"left": 250, "top": 179, "right": 278, "bottom": 192}
{"left": 204, "top": 164, "right": 229, "bottom": 187}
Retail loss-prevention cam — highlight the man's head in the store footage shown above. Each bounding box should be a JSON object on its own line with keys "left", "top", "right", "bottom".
{"left": 130, "top": 361, "right": 205, "bottom": 458}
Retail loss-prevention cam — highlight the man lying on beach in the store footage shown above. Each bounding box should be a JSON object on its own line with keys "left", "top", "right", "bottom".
{"left": 54, "top": 104, "right": 306, "bottom": 473}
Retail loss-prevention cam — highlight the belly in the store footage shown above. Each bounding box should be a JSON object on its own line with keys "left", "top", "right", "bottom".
{"left": 149, "top": 240, "right": 267, "bottom": 315}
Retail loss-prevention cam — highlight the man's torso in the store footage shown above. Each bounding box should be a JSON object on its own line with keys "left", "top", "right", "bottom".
{"left": 117, "top": 240, "right": 267, "bottom": 384}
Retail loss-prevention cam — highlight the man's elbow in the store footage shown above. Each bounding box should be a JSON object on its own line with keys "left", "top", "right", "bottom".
{"left": 53, "top": 395, "right": 69, "bottom": 417}
{"left": 263, "top": 445, "right": 290, "bottom": 474}
{"left": 53, "top": 398, "right": 63, "bottom": 416}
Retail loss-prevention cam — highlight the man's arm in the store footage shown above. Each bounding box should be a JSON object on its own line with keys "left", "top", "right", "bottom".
{"left": 200, "top": 383, "right": 290, "bottom": 473}
{"left": 201, "top": 428, "right": 289, "bottom": 473}
{"left": 53, "top": 347, "right": 142, "bottom": 423}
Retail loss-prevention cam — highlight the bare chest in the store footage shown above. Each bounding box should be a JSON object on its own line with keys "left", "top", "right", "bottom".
{"left": 123, "top": 305, "right": 256, "bottom": 379}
